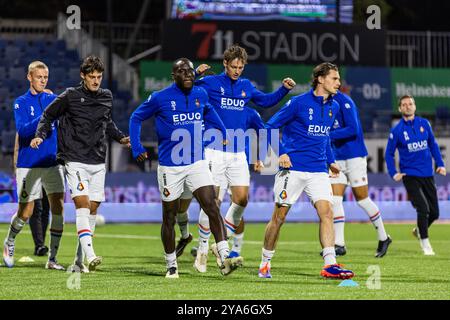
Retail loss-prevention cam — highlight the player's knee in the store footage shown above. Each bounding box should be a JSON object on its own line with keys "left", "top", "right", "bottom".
{"left": 234, "top": 197, "right": 248, "bottom": 207}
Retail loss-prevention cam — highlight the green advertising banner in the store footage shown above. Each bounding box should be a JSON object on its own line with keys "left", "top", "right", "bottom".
{"left": 391, "top": 68, "right": 450, "bottom": 112}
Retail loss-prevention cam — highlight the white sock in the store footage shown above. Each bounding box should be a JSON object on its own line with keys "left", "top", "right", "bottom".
{"left": 357, "top": 198, "right": 388, "bottom": 241}
{"left": 216, "top": 240, "right": 229, "bottom": 263}
{"left": 232, "top": 232, "right": 244, "bottom": 254}
{"left": 224, "top": 202, "right": 245, "bottom": 238}
{"left": 260, "top": 248, "right": 275, "bottom": 267}
{"left": 6, "top": 212, "right": 25, "bottom": 243}
{"left": 420, "top": 238, "right": 432, "bottom": 249}
{"left": 164, "top": 251, "right": 177, "bottom": 269}
{"left": 332, "top": 195, "right": 345, "bottom": 246}
{"left": 49, "top": 214, "right": 64, "bottom": 261}
{"left": 322, "top": 246, "right": 337, "bottom": 266}
{"left": 89, "top": 214, "right": 97, "bottom": 235}
{"left": 198, "top": 209, "right": 211, "bottom": 254}
{"left": 75, "top": 214, "right": 97, "bottom": 264}
{"left": 177, "top": 210, "right": 190, "bottom": 239}
{"left": 76, "top": 208, "right": 96, "bottom": 262}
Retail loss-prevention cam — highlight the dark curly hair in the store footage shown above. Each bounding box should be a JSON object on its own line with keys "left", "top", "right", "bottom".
{"left": 80, "top": 55, "right": 105, "bottom": 74}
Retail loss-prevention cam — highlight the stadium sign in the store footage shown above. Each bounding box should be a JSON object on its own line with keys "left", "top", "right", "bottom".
{"left": 162, "top": 20, "right": 386, "bottom": 65}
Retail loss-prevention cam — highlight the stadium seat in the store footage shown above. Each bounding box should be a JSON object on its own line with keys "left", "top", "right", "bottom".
{"left": 5, "top": 46, "right": 23, "bottom": 60}
{"left": 8, "top": 67, "right": 27, "bottom": 81}
{"left": 13, "top": 39, "right": 29, "bottom": 51}
{"left": 1, "top": 130, "right": 16, "bottom": 154}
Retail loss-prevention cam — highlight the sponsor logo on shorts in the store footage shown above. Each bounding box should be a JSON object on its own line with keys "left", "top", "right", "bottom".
{"left": 77, "top": 182, "right": 84, "bottom": 191}
{"left": 163, "top": 188, "right": 170, "bottom": 197}
{"left": 280, "top": 190, "right": 287, "bottom": 200}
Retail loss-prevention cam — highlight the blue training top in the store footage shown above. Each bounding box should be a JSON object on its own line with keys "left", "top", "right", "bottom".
{"left": 330, "top": 91, "right": 368, "bottom": 160}
{"left": 129, "top": 83, "right": 227, "bottom": 167}
{"left": 196, "top": 72, "right": 289, "bottom": 153}
{"left": 385, "top": 116, "right": 444, "bottom": 178}
{"left": 14, "top": 90, "right": 57, "bottom": 168}
{"left": 266, "top": 89, "right": 338, "bottom": 173}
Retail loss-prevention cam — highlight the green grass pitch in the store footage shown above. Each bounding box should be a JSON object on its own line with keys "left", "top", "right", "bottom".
{"left": 0, "top": 223, "right": 449, "bottom": 300}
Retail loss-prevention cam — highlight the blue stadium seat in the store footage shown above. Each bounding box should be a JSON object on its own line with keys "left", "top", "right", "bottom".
{"left": 13, "top": 39, "right": 29, "bottom": 51}
{"left": 1, "top": 130, "right": 16, "bottom": 154}
{"left": 65, "top": 49, "right": 79, "bottom": 61}
{"left": 5, "top": 46, "right": 24, "bottom": 59}
{"left": 8, "top": 67, "right": 27, "bottom": 81}
{"left": 68, "top": 67, "right": 80, "bottom": 81}
{"left": 0, "top": 87, "right": 9, "bottom": 101}
{"left": 54, "top": 40, "right": 67, "bottom": 51}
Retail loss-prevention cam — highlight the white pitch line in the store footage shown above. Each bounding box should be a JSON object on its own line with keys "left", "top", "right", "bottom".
{"left": 0, "top": 228, "right": 449, "bottom": 245}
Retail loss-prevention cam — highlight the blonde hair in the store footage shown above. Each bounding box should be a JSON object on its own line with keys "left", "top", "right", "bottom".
{"left": 28, "top": 61, "right": 48, "bottom": 75}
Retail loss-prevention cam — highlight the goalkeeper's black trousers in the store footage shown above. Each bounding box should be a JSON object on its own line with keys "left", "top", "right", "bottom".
{"left": 402, "top": 175, "right": 439, "bottom": 239}
{"left": 29, "top": 188, "right": 50, "bottom": 249}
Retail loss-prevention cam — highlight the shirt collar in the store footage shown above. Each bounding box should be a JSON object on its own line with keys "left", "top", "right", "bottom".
{"left": 309, "top": 89, "right": 334, "bottom": 105}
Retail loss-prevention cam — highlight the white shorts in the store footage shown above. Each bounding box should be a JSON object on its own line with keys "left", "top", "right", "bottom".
{"left": 158, "top": 160, "right": 215, "bottom": 202}
{"left": 65, "top": 162, "right": 106, "bottom": 202}
{"left": 330, "top": 157, "right": 368, "bottom": 188}
{"left": 16, "top": 166, "right": 65, "bottom": 203}
{"left": 205, "top": 148, "right": 250, "bottom": 189}
{"left": 274, "top": 170, "right": 333, "bottom": 205}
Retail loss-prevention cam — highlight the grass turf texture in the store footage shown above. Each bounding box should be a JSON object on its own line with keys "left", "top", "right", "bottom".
{"left": 0, "top": 223, "right": 449, "bottom": 300}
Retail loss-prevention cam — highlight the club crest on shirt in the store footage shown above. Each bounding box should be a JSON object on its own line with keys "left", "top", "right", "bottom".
{"left": 81, "top": 98, "right": 85, "bottom": 103}
{"left": 279, "top": 190, "right": 287, "bottom": 200}
{"left": 163, "top": 188, "right": 170, "bottom": 197}
{"left": 77, "top": 182, "right": 85, "bottom": 191}
{"left": 195, "top": 98, "right": 200, "bottom": 107}
{"left": 241, "top": 90, "right": 246, "bottom": 98}
{"left": 328, "top": 109, "right": 333, "bottom": 117}
{"left": 420, "top": 126, "right": 424, "bottom": 133}
{"left": 171, "top": 101, "right": 176, "bottom": 111}
{"left": 309, "top": 108, "right": 313, "bottom": 121}
{"left": 220, "top": 87, "right": 225, "bottom": 95}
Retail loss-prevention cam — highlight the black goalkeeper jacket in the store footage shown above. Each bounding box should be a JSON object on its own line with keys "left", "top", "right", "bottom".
{"left": 35, "top": 84, "right": 125, "bottom": 165}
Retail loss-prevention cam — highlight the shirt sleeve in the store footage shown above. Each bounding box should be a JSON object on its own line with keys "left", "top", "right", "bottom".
{"left": 385, "top": 129, "right": 399, "bottom": 178}
{"left": 425, "top": 120, "right": 445, "bottom": 167}
{"left": 35, "top": 90, "right": 69, "bottom": 140}
{"left": 129, "top": 92, "right": 160, "bottom": 158}
{"left": 13, "top": 99, "right": 42, "bottom": 139}
{"left": 204, "top": 102, "right": 227, "bottom": 139}
{"left": 265, "top": 99, "right": 296, "bottom": 156}
{"left": 329, "top": 99, "right": 359, "bottom": 140}
{"left": 326, "top": 136, "right": 336, "bottom": 165}
{"left": 250, "top": 82, "right": 290, "bottom": 108}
